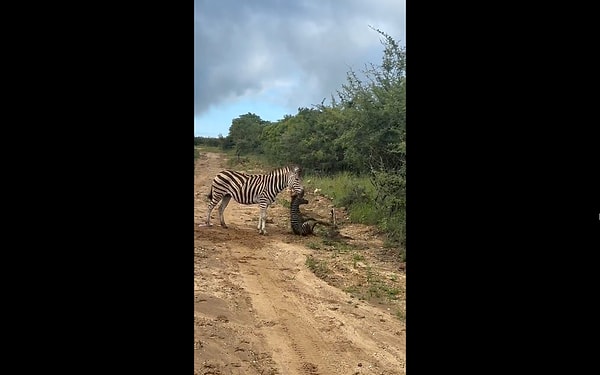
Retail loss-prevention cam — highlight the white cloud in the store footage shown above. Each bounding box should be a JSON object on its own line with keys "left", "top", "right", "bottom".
{"left": 194, "top": 0, "right": 406, "bottom": 118}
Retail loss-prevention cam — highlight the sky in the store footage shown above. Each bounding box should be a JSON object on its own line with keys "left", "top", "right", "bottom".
{"left": 194, "top": 0, "right": 406, "bottom": 138}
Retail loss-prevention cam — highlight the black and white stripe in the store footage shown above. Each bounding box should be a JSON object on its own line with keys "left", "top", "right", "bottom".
{"left": 290, "top": 193, "right": 329, "bottom": 236}
{"left": 206, "top": 166, "right": 304, "bottom": 234}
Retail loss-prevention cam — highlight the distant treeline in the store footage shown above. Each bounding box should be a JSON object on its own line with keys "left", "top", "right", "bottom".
{"left": 195, "top": 28, "right": 405, "bottom": 250}
{"left": 194, "top": 135, "right": 228, "bottom": 148}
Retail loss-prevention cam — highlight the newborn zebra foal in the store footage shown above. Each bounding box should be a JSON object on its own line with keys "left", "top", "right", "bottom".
{"left": 290, "top": 192, "right": 329, "bottom": 236}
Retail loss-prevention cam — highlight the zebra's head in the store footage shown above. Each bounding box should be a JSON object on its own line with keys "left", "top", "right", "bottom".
{"left": 288, "top": 165, "right": 304, "bottom": 198}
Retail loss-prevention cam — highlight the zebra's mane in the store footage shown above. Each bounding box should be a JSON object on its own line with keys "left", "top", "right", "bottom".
{"left": 230, "top": 165, "right": 300, "bottom": 178}
{"left": 262, "top": 165, "right": 301, "bottom": 176}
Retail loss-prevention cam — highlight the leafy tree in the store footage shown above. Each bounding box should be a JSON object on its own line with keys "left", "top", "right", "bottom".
{"left": 336, "top": 27, "right": 405, "bottom": 176}
{"left": 228, "top": 113, "right": 268, "bottom": 158}
{"left": 334, "top": 27, "right": 406, "bottom": 246}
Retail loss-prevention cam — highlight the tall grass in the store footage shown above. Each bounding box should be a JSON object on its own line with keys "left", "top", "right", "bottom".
{"left": 305, "top": 173, "right": 375, "bottom": 219}
{"left": 304, "top": 172, "right": 374, "bottom": 207}
{"left": 305, "top": 172, "right": 405, "bottom": 256}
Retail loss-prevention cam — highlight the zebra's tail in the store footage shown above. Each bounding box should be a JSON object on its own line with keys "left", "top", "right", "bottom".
{"left": 207, "top": 187, "right": 213, "bottom": 201}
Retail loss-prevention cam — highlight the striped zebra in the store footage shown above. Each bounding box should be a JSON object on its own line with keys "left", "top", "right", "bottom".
{"left": 290, "top": 192, "right": 330, "bottom": 236}
{"left": 206, "top": 166, "right": 304, "bottom": 235}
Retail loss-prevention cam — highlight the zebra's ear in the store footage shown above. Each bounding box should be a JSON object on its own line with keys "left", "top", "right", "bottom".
{"left": 293, "top": 166, "right": 302, "bottom": 176}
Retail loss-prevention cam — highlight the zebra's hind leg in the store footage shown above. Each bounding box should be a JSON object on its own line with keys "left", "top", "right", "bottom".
{"left": 206, "top": 202, "right": 216, "bottom": 226}
{"left": 257, "top": 213, "right": 261, "bottom": 231}
{"left": 258, "top": 207, "right": 268, "bottom": 235}
{"left": 206, "top": 205, "right": 213, "bottom": 226}
{"left": 217, "top": 195, "right": 232, "bottom": 228}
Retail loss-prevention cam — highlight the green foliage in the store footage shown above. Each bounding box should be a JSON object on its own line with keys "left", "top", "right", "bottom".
{"left": 305, "top": 172, "right": 401, "bottom": 249}
{"left": 304, "top": 173, "right": 375, "bottom": 206}
{"left": 380, "top": 213, "right": 405, "bottom": 251}
{"left": 338, "top": 185, "right": 370, "bottom": 208}
{"left": 260, "top": 107, "right": 346, "bottom": 173}
{"left": 220, "top": 135, "right": 234, "bottom": 150}
{"left": 348, "top": 202, "right": 380, "bottom": 225}
{"left": 228, "top": 113, "right": 269, "bottom": 157}
{"left": 339, "top": 28, "right": 406, "bottom": 249}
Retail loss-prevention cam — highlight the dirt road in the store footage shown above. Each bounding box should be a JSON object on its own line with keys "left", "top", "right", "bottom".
{"left": 194, "top": 150, "right": 406, "bottom": 375}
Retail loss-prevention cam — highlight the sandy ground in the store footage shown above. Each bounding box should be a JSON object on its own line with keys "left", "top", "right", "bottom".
{"left": 194, "top": 150, "right": 406, "bottom": 375}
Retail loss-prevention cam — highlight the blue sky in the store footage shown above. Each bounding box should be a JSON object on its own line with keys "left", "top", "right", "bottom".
{"left": 194, "top": 0, "right": 406, "bottom": 138}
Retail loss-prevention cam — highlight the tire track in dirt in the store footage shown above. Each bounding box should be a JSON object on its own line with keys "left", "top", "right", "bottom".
{"left": 237, "top": 246, "right": 337, "bottom": 374}
{"left": 236, "top": 240, "right": 405, "bottom": 374}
